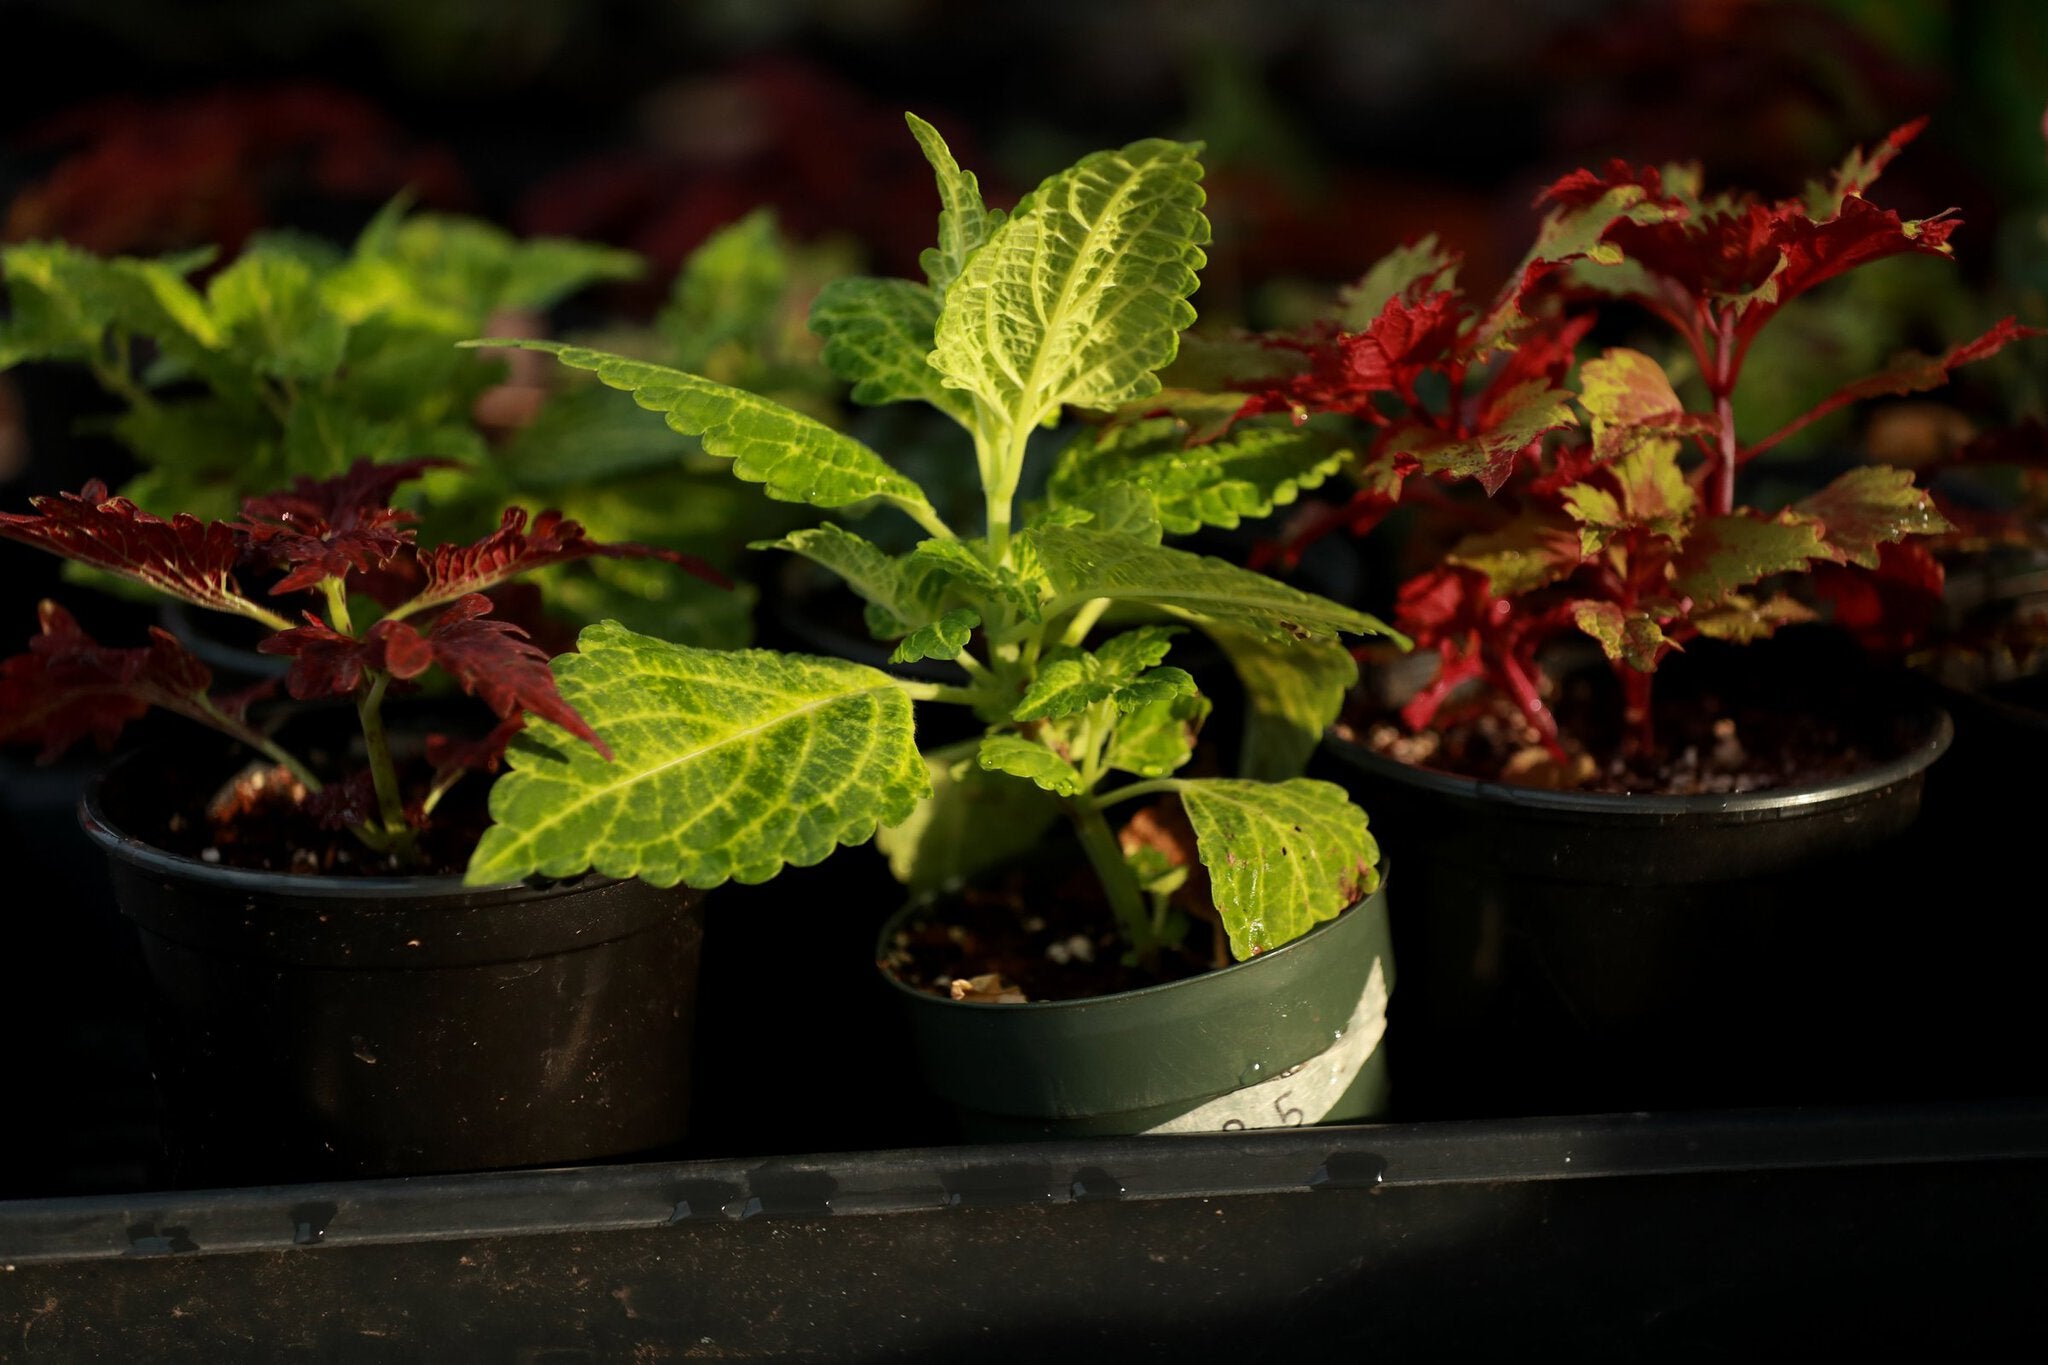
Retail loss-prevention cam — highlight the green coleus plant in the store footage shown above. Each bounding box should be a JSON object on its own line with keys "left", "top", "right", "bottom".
{"left": 474, "top": 116, "right": 1400, "bottom": 961}
{"left": 0, "top": 202, "right": 641, "bottom": 521}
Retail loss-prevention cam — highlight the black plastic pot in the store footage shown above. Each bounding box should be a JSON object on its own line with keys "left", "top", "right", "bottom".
{"left": 878, "top": 880, "right": 1394, "bottom": 1139}
{"left": 80, "top": 748, "right": 705, "bottom": 1188}
{"left": 1318, "top": 703, "right": 1951, "bottom": 1118}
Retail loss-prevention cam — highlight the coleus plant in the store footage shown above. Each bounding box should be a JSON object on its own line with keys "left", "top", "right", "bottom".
{"left": 0, "top": 458, "right": 725, "bottom": 872}
{"left": 477, "top": 116, "right": 1400, "bottom": 963}
{"left": 0, "top": 203, "right": 640, "bottom": 522}
{"left": 1220, "top": 119, "right": 2038, "bottom": 773}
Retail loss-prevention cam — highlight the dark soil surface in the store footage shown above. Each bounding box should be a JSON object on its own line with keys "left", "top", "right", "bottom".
{"left": 1342, "top": 633, "right": 1925, "bottom": 795}
{"left": 878, "top": 858, "right": 1222, "bottom": 1005}
{"left": 108, "top": 724, "right": 494, "bottom": 877}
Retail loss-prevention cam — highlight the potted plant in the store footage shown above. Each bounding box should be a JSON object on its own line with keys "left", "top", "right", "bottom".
{"left": 0, "top": 455, "right": 938, "bottom": 1184}
{"left": 485, "top": 115, "right": 1404, "bottom": 1138}
{"left": 1158, "top": 120, "right": 2039, "bottom": 1115}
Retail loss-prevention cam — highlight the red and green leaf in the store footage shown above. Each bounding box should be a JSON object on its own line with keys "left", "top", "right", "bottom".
{"left": 1570, "top": 600, "right": 1671, "bottom": 672}
{"left": 412, "top": 507, "right": 728, "bottom": 613}
{"left": 1794, "top": 465, "right": 1950, "bottom": 569}
{"left": 1670, "top": 511, "right": 1829, "bottom": 602}
{"left": 0, "top": 482, "right": 257, "bottom": 619}
{"left": 1576, "top": 348, "right": 1716, "bottom": 463}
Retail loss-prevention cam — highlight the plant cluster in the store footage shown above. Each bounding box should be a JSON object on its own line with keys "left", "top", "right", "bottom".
{"left": 1204, "top": 120, "right": 2037, "bottom": 776}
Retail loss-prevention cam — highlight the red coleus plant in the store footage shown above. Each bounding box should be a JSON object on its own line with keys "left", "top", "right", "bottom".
{"left": 0, "top": 459, "right": 722, "bottom": 866}
{"left": 1230, "top": 121, "right": 2039, "bottom": 781}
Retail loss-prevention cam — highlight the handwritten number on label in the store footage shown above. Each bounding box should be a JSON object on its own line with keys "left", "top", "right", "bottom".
{"left": 1273, "top": 1092, "right": 1305, "bottom": 1127}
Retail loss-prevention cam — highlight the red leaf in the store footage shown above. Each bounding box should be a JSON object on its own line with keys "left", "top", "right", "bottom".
{"left": 0, "top": 602, "right": 215, "bottom": 762}
{"left": 409, "top": 595, "right": 609, "bottom": 758}
{"left": 1754, "top": 195, "right": 1959, "bottom": 322}
{"left": 1810, "top": 539, "right": 1945, "bottom": 656}
{"left": 412, "top": 507, "right": 730, "bottom": 612}
{"left": 258, "top": 613, "right": 373, "bottom": 700}
{"left": 426, "top": 716, "right": 526, "bottom": 781}
{"left": 0, "top": 482, "right": 253, "bottom": 616}
{"left": 1606, "top": 200, "right": 1784, "bottom": 299}
{"left": 1535, "top": 160, "right": 1669, "bottom": 212}
{"left": 302, "top": 768, "right": 380, "bottom": 831}
{"left": 238, "top": 457, "right": 447, "bottom": 595}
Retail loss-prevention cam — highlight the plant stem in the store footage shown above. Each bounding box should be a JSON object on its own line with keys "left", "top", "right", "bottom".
{"left": 1067, "top": 792, "right": 1159, "bottom": 963}
{"left": 1059, "top": 597, "right": 1112, "bottom": 648}
{"left": 901, "top": 499, "right": 959, "bottom": 542}
{"left": 355, "top": 673, "right": 417, "bottom": 862}
{"left": 321, "top": 577, "right": 354, "bottom": 637}
{"left": 1096, "top": 777, "right": 1185, "bottom": 809}
{"left": 191, "top": 697, "right": 323, "bottom": 794}
{"left": 893, "top": 680, "right": 987, "bottom": 707}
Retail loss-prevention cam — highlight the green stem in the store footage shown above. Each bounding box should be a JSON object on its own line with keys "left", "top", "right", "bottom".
{"left": 355, "top": 673, "right": 417, "bottom": 861}
{"left": 1059, "top": 598, "right": 1112, "bottom": 649}
{"left": 321, "top": 577, "right": 354, "bottom": 637}
{"left": 893, "top": 680, "right": 986, "bottom": 707}
{"left": 1096, "top": 777, "right": 1186, "bottom": 809}
{"left": 190, "top": 697, "right": 323, "bottom": 794}
{"left": 1067, "top": 792, "right": 1158, "bottom": 961}
{"left": 899, "top": 498, "right": 959, "bottom": 543}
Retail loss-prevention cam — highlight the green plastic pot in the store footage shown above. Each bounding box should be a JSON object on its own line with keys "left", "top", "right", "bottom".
{"left": 877, "top": 876, "right": 1394, "bottom": 1140}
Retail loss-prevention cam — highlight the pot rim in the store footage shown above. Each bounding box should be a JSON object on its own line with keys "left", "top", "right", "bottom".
{"left": 874, "top": 865, "right": 1389, "bottom": 1014}
{"left": 78, "top": 743, "right": 556, "bottom": 900}
{"left": 1322, "top": 704, "right": 1953, "bottom": 818}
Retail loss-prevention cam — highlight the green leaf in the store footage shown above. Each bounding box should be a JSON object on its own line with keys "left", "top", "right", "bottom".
{"left": 760, "top": 523, "right": 942, "bottom": 636}
{"left": 877, "top": 740, "right": 1062, "bottom": 892}
{"left": 659, "top": 209, "right": 787, "bottom": 370}
{"left": 1041, "top": 480, "right": 1164, "bottom": 543}
{"left": 1197, "top": 624, "right": 1359, "bottom": 781}
{"left": 1691, "top": 592, "right": 1817, "bottom": 643}
{"left": 1049, "top": 416, "right": 1348, "bottom": 534}
{"left": 903, "top": 537, "right": 1042, "bottom": 623}
{"left": 810, "top": 276, "right": 969, "bottom": 420}
{"left": 892, "top": 608, "right": 979, "bottom": 663}
{"left": 1178, "top": 779, "right": 1380, "bottom": 959}
{"left": 1011, "top": 625, "right": 1189, "bottom": 721}
{"left": 206, "top": 247, "right": 350, "bottom": 380}
{"left": 906, "top": 112, "right": 1004, "bottom": 299}
{"left": 485, "top": 341, "right": 945, "bottom": 528}
{"left": 467, "top": 627, "right": 927, "bottom": 888}
{"left": 977, "top": 733, "right": 1084, "bottom": 796}
{"left": 1793, "top": 465, "right": 1950, "bottom": 569}
{"left": 1025, "top": 524, "right": 1397, "bottom": 646}
{"left": 1105, "top": 692, "right": 1210, "bottom": 778}
{"left": 1671, "top": 511, "right": 1831, "bottom": 602}
{"left": 931, "top": 138, "right": 1208, "bottom": 432}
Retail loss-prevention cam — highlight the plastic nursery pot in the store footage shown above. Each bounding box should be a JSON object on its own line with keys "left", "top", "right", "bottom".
{"left": 80, "top": 746, "right": 705, "bottom": 1188}
{"left": 876, "top": 877, "right": 1395, "bottom": 1140}
{"left": 1317, "top": 702, "right": 1951, "bottom": 1120}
